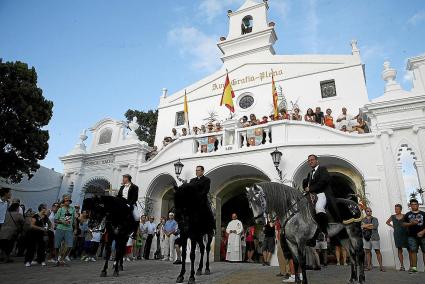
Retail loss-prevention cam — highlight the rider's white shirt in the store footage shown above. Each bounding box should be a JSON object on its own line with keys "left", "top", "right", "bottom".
{"left": 122, "top": 183, "right": 131, "bottom": 199}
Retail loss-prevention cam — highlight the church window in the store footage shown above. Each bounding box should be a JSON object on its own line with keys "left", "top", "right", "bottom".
{"left": 397, "top": 144, "right": 423, "bottom": 204}
{"left": 98, "top": 128, "right": 112, "bottom": 144}
{"left": 239, "top": 93, "right": 255, "bottom": 109}
{"left": 320, "top": 80, "right": 337, "bottom": 98}
{"left": 175, "top": 111, "right": 185, "bottom": 126}
{"left": 241, "top": 15, "right": 253, "bottom": 35}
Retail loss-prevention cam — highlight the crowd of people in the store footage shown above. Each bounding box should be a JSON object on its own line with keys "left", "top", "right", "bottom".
{"left": 0, "top": 187, "right": 189, "bottom": 268}
{"left": 152, "top": 106, "right": 368, "bottom": 159}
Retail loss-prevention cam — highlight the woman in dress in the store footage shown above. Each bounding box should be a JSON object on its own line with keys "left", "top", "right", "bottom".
{"left": 324, "top": 108, "right": 335, "bottom": 128}
{"left": 304, "top": 108, "right": 316, "bottom": 123}
{"left": 386, "top": 204, "right": 408, "bottom": 271}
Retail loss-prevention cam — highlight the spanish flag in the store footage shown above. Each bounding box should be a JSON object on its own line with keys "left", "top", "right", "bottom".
{"left": 184, "top": 90, "right": 190, "bottom": 134}
{"left": 272, "top": 72, "right": 279, "bottom": 119}
{"left": 220, "top": 73, "right": 235, "bottom": 113}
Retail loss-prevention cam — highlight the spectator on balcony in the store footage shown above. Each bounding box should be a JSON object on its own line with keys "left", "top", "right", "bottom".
{"left": 192, "top": 126, "right": 199, "bottom": 135}
{"left": 304, "top": 108, "right": 316, "bottom": 123}
{"left": 146, "top": 146, "right": 158, "bottom": 161}
{"left": 324, "top": 108, "right": 335, "bottom": 128}
{"left": 291, "top": 108, "right": 302, "bottom": 121}
{"left": 207, "top": 123, "right": 214, "bottom": 133}
{"left": 161, "top": 137, "right": 173, "bottom": 150}
{"left": 171, "top": 128, "right": 180, "bottom": 141}
{"left": 259, "top": 116, "right": 269, "bottom": 124}
{"left": 280, "top": 109, "right": 290, "bottom": 120}
{"left": 314, "top": 107, "right": 325, "bottom": 125}
{"left": 239, "top": 116, "right": 250, "bottom": 127}
{"left": 200, "top": 125, "right": 207, "bottom": 134}
{"left": 352, "top": 117, "right": 367, "bottom": 134}
{"left": 249, "top": 114, "right": 259, "bottom": 126}
{"left": 181, "top": 128, "right": 188, "bottom": 136}
{"left": 214, "top": 122, "right": 222, "bottom": 132}
{"left": 336, "top": 107, "right": 357, "bottom": 131}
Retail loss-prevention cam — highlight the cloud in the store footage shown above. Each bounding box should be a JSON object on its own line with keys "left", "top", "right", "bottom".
{"left": 167, "top": 26, "right": 221, "bottom": 72}
{"left": 305, "top": 0, "right": 319, "bottom": 53}
{"left": 361, "top": 44, "right": 389, "bottom": 61}
{"left": 403, "top": 70, "right": 413, "bottom": 83}
{"left": 270, "top": 0, "right": 291, "bottom": 21}
{"left": 408, "top": 10, "right": 425, "bottom": 25}
{"left": 198, "top": 0, "right": 244, "bottom": 23}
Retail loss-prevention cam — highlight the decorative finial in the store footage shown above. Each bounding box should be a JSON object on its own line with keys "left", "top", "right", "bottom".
{"left": 162, "top": 88, "right": 168, "bottom": 98}
{"left": 127, "top": 117, "right": 139, "bottom": 139}
{"left": 350, "top": 40, "right": 360, "bottom": 55}
{"left": 382, "top": 60, "right": 397, "bottom": 84}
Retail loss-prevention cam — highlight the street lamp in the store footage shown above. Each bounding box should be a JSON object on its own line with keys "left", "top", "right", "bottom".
{"left": 174, "top": 158, "right": 185, "bottom": 182}
{"left": 270, "top": 147, "right": 283, "bottom": 181}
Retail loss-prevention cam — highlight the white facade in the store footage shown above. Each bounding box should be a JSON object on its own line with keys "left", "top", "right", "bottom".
{"left": 58, "top": 1, "right": 425, "bottom": 268}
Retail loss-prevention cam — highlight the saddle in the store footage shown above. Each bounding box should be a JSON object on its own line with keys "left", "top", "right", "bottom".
{"left": 307, "top": 193, "right": 363, "bottom": 225}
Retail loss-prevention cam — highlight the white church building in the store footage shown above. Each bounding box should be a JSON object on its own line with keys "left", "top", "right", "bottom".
{"left": 57, "top": 1, "right": 425, "bottom": 267}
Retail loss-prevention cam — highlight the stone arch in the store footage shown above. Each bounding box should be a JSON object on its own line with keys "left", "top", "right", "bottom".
{"left": 292, "top": 155, "right": 365, "bottom": 199}
{"left": 205, "top": 163, "right": 271, "bottom": 260}
{"left": 396, "top": 142, "right": 422, "bottom": 203}
{"left": 145, "top": 172, "right": 177, "bottom": 217}
{"left": 82, "top": 177, "right": 111, "bottom": 199}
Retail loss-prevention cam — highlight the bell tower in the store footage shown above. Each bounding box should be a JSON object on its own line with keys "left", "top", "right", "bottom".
{"left": 217, "top": 0, "right": 277, "bottom": 63}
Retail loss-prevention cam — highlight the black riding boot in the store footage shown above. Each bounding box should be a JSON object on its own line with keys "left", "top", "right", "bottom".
{"left": 316, "top": 212, "right": 328, "bottom": 235}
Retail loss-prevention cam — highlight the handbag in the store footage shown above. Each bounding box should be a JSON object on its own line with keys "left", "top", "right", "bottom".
{"left": 8, "top": 211, "right": 24, "bottom": 237}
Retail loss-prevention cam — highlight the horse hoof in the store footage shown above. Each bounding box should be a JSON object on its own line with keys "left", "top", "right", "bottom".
{"left": 196, "top": 270, "right": 202, "bottom": 276}
{"left": 188, "top": 277, "right": 195, "bottom": 284}
{"left": 176, "top": 276, "right": 184, "bottom": 283}
{"left": 204, "top": 269, "right": 210, "bottom": 275}
{"left": 113, "top": 271, "right": 119, "bottom": 277}
{"left": 100, "top": 271, "right": 107, "bottom": 277}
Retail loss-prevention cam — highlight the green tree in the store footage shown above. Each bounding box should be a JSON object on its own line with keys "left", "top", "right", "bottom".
{"left": 124, "top": 109, "right": 158, "bottom": 146}
{"left": 0, "top": 60, "right": 53, "bottom": 183}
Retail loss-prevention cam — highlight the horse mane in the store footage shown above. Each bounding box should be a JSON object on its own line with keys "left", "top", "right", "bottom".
{"left": 256, "top": 182, "right": 310, "bottom": 221}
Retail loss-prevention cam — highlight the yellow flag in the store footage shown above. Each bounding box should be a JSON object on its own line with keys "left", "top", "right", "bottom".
{"left": 272, "top": 72, "right": 279, "bottom": 119}
{"left": 220, "top": 73, "right": 235, "bottom": 112}
{"left": 184, "top": 90, "right": 190, "bottom": 133}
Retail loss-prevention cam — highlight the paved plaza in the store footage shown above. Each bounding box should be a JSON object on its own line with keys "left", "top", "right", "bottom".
{"left": 0, "top": 259, "right": 423, "bottom": 284}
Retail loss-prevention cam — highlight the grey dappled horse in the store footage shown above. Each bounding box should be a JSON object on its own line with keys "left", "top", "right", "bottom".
{"left": 246, "top": 182, "right": 365, "bottom": 284}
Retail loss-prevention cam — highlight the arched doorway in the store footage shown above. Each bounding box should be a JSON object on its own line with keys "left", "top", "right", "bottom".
{"left": 83, "top": 178, "right": 111, "bottom": 199}
{"left": 145, "top": 173, "right": 177, "bottom": 218}
{"left": 206, "top": 163, "right": 271, "bottom": 261}
{"left": 292, "top": 156, "right": 364, "bottom": 200}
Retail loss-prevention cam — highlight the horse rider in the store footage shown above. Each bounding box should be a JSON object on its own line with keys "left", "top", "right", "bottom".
{"left": 117, "top": 174, "right": 139, "bottom": 235}
{"left": 188, "top": 165, "right": 215, "bottom": 230}
{"left": 303, "top": 154, "right": 340, "bottom": 235}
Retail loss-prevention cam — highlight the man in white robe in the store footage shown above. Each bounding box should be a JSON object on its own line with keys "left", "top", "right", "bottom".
{"left": 226, "top": 213, "right": 243, "bottom": 262}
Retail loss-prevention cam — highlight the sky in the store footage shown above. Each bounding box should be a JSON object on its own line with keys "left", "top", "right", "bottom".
{"left": 0, "top": 0, "right": 424, "bottom": 173}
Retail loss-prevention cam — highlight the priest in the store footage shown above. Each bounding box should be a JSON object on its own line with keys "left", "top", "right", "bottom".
{"left": 226, "top": 213, "right": 243, "bottom": 262}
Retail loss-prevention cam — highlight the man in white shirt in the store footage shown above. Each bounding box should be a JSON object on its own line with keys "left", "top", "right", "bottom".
{"left": 0, "top": 188, "right": 12, "bottom": 230}
{"left": 226, "top": 213, "right": 243, "bottom": 262}
{"left": 336, "top": 107, "right": 357, "bottom": 131}
{"left": 144, "top": 216, "right": 157, "bottom": 259}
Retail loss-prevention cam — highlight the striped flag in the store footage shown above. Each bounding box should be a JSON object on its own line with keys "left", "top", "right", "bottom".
{"left": 184, "top": 90, "right": 190, "bottom": 134}
{"left": 272, "top": 72, "right": 279, "bottom": 119}
{"left": 220, "top": 72, "right": 235, "bottom": 113}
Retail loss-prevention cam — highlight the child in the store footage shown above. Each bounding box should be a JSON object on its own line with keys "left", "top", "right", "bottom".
{"left": 125, "top": 233, "right": 134, "bottom": 261}
{"left": 86, "top": 227, "right": 102, "bottom": 262}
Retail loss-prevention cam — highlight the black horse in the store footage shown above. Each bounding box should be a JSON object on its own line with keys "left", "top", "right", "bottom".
{"left": 82, "top": 196, "right": 134, "bottom": 277}
{"left": 174, "top": 182, "right": 215, "bottom": 284}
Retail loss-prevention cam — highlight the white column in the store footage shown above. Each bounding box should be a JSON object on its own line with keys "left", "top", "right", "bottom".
{"left": 414, "top": 161, "right": 425, "bottom": 202}
{"left": 396, "top": 162, "right": 407, "bottom": 206}
{"left": 414, "top": 126, "right": 425, "bottom": 173}
{"left": 380, "top": 130, "right": 404, "bottom": 207}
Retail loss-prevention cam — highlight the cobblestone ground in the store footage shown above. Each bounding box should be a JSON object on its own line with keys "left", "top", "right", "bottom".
{"left": 0, "top": 258, "right": 423, "bottom": 284}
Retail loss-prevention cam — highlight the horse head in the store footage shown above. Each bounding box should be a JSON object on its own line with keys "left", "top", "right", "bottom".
{"left": 83, "top": 196, "right": 106, "bottom": 230}
{"left": 246, "top": 184, "right": 267, "bottom": 225}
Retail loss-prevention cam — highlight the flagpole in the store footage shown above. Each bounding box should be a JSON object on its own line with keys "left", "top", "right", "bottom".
{"left": 184, "top": 89, "right": 191, "bottom": 135}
